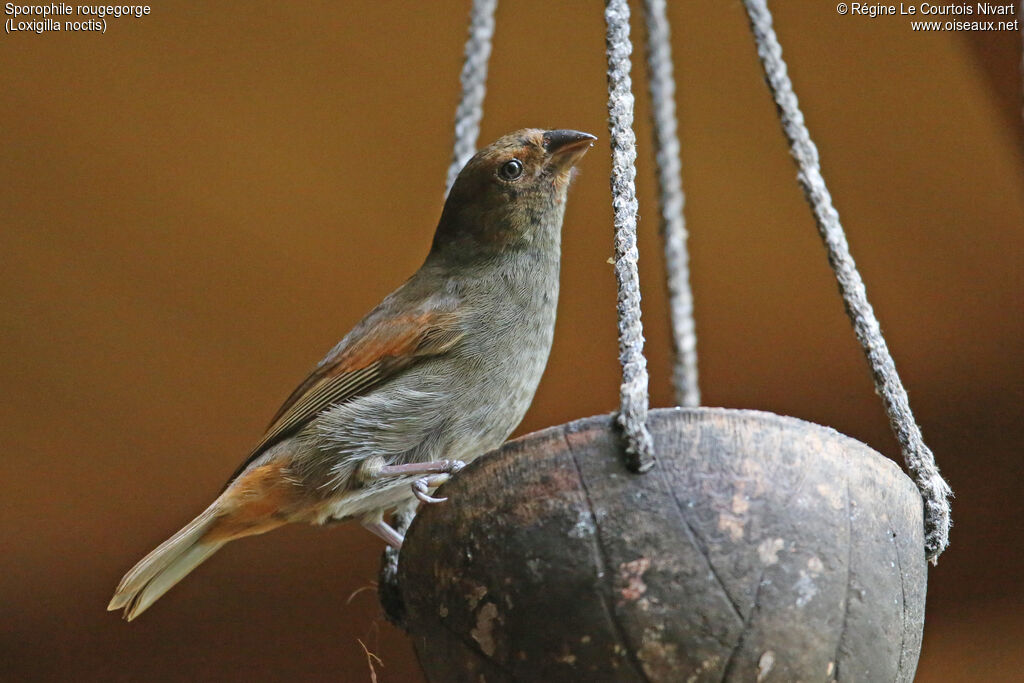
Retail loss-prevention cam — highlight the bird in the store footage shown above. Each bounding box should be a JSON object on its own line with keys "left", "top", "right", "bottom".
{"left": 108, "top": 128, "right": 596, "bottom": 621}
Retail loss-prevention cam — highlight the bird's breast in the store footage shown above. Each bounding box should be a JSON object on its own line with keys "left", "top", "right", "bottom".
{"left": 444, "top": 250, "right": 560, "bottom": 450}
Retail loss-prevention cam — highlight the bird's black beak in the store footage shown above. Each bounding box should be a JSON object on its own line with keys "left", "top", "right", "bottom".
{"left": 543, "top": 129, "right": 597, "bottom": 172}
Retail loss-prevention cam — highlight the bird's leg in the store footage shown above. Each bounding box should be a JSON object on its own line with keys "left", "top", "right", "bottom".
{"left": 361, "top": 517, "right": 405, "bottom": 549}
{"left": 369, "top": 460, "right": 467, "bottom": 505}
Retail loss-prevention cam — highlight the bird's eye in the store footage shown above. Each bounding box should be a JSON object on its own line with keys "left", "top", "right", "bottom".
{"left": 498, "top": 159, "right": 524, "bottom": 181}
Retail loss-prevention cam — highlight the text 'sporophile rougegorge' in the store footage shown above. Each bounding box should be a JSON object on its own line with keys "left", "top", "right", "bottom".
{"left": 5, "top": 3, "right": 151, "bottom": 34}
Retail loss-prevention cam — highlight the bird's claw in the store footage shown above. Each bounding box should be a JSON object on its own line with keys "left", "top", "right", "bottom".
{"left": 411, "top": 460, "right": 466, "bottom": 504}
{"left": 413, "top": 478, "right": 447, "bottom": 504}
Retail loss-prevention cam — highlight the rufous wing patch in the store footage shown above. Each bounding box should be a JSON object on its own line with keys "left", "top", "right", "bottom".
{"left": 224, "top": 309, "right": 464, "bottom": 488}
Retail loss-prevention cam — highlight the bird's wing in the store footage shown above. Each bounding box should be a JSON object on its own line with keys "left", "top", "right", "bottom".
{"left": 225, "top": 306, "right": 464, "bottom": 484}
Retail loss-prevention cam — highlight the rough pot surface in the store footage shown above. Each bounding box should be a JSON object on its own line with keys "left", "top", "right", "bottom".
{"left": 397, "top": 407, "right": 927, "bottom": 682}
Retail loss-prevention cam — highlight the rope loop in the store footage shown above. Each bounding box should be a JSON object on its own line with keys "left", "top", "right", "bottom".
{"left": 444, "top": 0, "right": 498, "bottom": 197}
{"left": 642, "top": 0, "right": 699, "bottom": 408}
{"left": 605, "top": 0, "right": 656, "bottom": 473}
{"left": 742, "top": 0, "right": 952, "bottom": 563}
{"left": 382, "top": 0, "right": 500, "bottom": 607}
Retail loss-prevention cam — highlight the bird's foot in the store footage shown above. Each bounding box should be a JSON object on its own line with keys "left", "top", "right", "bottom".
{"left": 412, "top": 460, "right": 468, "bottom": 504}
{"left": 372, "top": 459, "right": 466, "bottom": 504}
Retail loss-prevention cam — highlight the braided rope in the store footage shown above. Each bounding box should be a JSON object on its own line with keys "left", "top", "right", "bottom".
{"left": 444, "top": 0, "right": 498, "bottom": 196}
{"left": 381, "top": 1, "right": 499, "bottom": 612}
{"left": 642, "top": 0, "right": 699, "bottom": 408}
{"left": 605, "top": 0, "right": 655, "bottom": 473}
{"left": 743, "top": 0, "right": 952, "bottom": 563}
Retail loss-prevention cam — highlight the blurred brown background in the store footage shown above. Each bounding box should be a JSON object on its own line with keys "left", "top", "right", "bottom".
{"left": 1, "top": 1, "right": 1021, "bottom": 681}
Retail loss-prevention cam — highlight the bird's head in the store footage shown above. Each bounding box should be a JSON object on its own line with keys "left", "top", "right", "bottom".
{"left": 431, "top": 128, "right": 596, "bottom": 258}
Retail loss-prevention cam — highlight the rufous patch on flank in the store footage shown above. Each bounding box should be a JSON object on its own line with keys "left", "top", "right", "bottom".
{"left": 204, "top": 463, "right": 299, "bottom": 542}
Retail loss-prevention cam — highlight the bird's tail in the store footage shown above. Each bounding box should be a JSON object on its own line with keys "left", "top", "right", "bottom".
{"left": 107, "top": 504, "right": 226, "bottom": 621}
{"left": 109, "top": 462, "right": 298, "bottom": 620}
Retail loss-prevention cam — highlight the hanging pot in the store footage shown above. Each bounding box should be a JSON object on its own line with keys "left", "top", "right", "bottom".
{"left": 392, "top": 407, "right": 926, "bottom": 682}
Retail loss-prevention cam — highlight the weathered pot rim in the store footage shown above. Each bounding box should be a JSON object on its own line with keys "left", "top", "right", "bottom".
{"left": 502, "top": 405, "right": 909, "bottom": 484}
